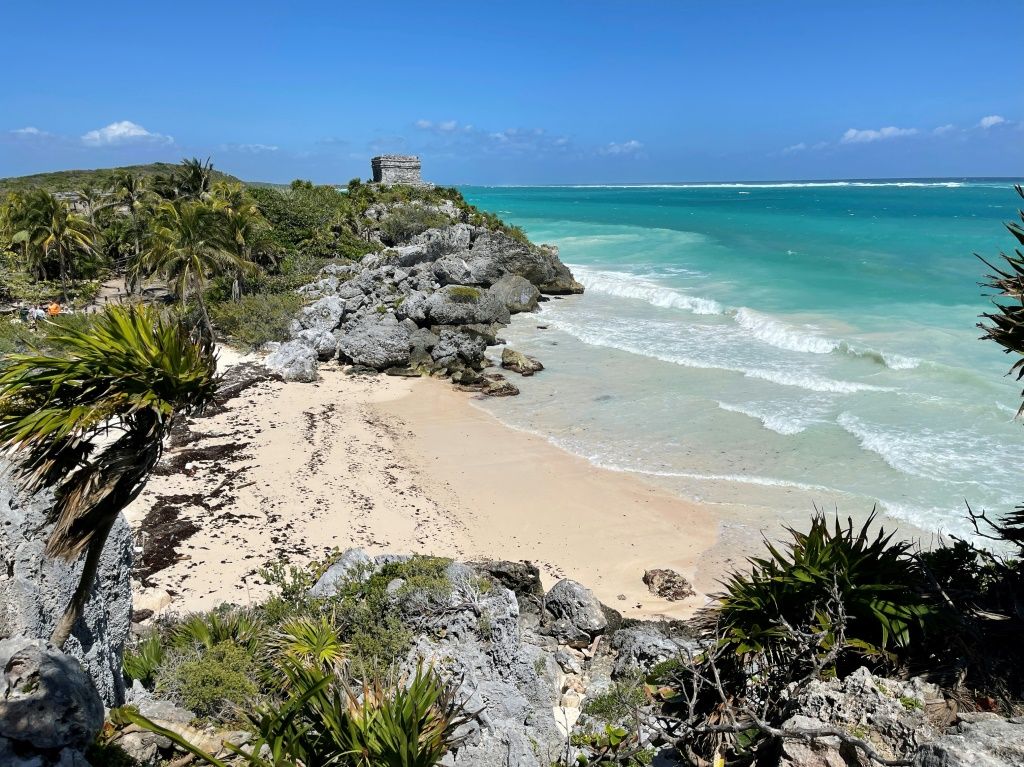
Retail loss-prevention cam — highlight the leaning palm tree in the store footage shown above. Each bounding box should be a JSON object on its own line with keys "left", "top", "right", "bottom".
{"left": 0, "top": 305, "right": 218, "bottom": 647}
{"left": 134, "top": 199, "right": 258, "bottom": 342}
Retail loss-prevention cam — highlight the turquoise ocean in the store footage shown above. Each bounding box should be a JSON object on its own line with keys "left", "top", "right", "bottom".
{"left": 460, "top": 181, "right": 1023, "bottom": 539}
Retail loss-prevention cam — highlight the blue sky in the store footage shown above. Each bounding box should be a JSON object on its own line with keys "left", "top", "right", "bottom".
{"left": 2, "top": 1, "right": 1021, "bottom": 184}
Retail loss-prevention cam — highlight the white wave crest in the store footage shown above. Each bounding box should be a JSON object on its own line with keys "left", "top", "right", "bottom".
{"left": 540, "top": 314, "right": 892, "bottom": 394}
{"left": 572, "top": 267, "right": 723, "bottom": 315}
{"left": 717, "top": 402, "right": 807, "bottom": 435}
{"left": 732, "top": 308, "right": 838, "bottom": 354}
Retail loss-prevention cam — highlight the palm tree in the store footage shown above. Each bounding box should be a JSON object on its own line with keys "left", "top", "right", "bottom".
{"left": 13, "top": 190, "right": 95, "bottom": 299}
{"left": 134, "top": 199, "right": 258, "bottom": 341}
{"left": 113, "top": 171, "right": 152, "bottom": 291}
{"left": 0, "top": 305, "right": 218, "bottom": 647}
{"left": 176, "top": 157, "right": 215, "bottom": 201}
{"left": 211, "top": 182, "right": 267, "bottom": 300}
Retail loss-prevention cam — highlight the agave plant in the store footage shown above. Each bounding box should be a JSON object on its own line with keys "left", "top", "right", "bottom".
{"left": 0, "top": 305, "right": 218, "bottom": 647}
{"left": 123, "top": 634, "right": 166, "bottom": 690}
{"left": 715, "top": 511, "right": 934, "bottom": 663}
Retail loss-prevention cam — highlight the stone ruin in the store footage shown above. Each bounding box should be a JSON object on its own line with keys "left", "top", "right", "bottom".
{"left": 370, "top": 154, "right": 429, "bottom": 186}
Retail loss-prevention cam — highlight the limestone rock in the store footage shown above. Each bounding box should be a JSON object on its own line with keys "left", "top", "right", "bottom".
{"left": 472, "top": 561, "right": 544, "bottom": 601}
{"left": 501, "top": 348, "right": 544, "bottom": 376}
{"left": 412, "top": 224, "right": 473, "bottom": 258}
{"left": 431, "top": 327, "right": 489, "bottom": 369}
{"left": 780, "top": 667, "right": 938, "bottom": 766}
{"left": 425, "top": 285, "right": 509, "bottom": 326}
{"left": 480, "top": 375, "right": 520, "bottom": 397}
{"left": 309, "top": 548, "right": 373, "bottom": 597}
{"left": 336, "top": 315, "right": 414, "bottom": 369}
{"left": 265, "top": 339, "right": 319, "bottom": 382}
{"left": 0, "top": 637, "right": 103, "bottom": 752}
{"left": 0, "top": 473, "right": 132, "bottom": 706}
{"left": 405, "top": 565, "right": 564, "bottom": 767}
{"left": 642, "top": 568, "right": 695, "bottom": 601}
{"left": 296, "top": 295, "right": 346, "bottom": 333}
{"left": 297, "top": 328, "right": 340, "bottom": 361}
{"left": 543, "top": 579, "right": 608, "bottom": 647}
{"left": 913, "top": 713, "right": 1024, "bottom": 767}
{"left": 489, "top": 274, "right": 540, "bottom": 313}
{"left": 610, "top": 625, "right": 694, "bottom": 678}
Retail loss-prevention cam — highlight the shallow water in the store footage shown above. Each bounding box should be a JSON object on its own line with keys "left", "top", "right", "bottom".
{"left": 460, "top": 181, "right": 1023, "bottom": 538}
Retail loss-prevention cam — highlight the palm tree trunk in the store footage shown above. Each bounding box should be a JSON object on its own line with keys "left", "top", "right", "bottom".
{"left": 49, "top": 516, "right": 115, "bottom": 648}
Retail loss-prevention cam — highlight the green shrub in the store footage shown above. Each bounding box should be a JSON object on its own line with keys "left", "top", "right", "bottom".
{"left": 447, "top": 286, "right": 481, "bottom": 303}
{"left": 581, "top": 675, "right": 648, "bottom": 726}
{"left": 378, "top": 205, "right": 450, "bottom": 246}
{"left": 170, "top": 608, "right": 263, "bottom": 652}
{"left": 716, "top": 512, "right": 934, "bottom": 665}
{"left": 209, "top": 293, "right": 304, "bottom": 349}
{"left": 155, "top": 641, "right": 260, "bottom": 720}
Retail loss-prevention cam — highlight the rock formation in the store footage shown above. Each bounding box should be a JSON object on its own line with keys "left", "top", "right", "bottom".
{"left": 266, "top": 195, "right": 583, "bottom": 391}
{"left": 0, "top": 468, "right": 133, "bottom": 707}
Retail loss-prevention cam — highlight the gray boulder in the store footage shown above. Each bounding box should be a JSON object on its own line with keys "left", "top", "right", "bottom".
{"left": 0, "top": 474, "right": 132, "bottom": 706}
{"left": 543, "top": 579, "right": 608, "bottom": 647}
{"left": 336, "top": 315, "right": 414, "bottom": 369}
{"left": 406, "top": 568, "right": 563, "bottom": 767}
{"left": 0, "top": 637, "right": 104, "bottom": 752}
{"left": 297, "top": 328, "right": 340, "bottom": 361}
{"left": 266, "top": 339, "right": 319, "bottom": 382}
{"left": 432, "top": 254, "right": 477, "bottom": 286}
{"left": 412, "top": 224, "right": 473, "bottom": 258}
{"left": 610, "top": 626, "right": 693, "bottom": 678}
{"left": 501, "top": 348, "right": 544, "bottom": 376}
{"left": 465, "top": 233, "right": 583, "bottom": 294}
{"left": 297, "top": 275, "right": 340, "bottom": 298}
{"left": 914, "top": 713, "right": 1024, "bottom": 767}
{"left": 297, "top": 295, "right": 346, "bottom": 333}
{"left": 425, "top": 286, "right": 509, "bottom": 326}
{"left": 431, "top": 327, "right": 488, "bottom": 368}
{"left": 489, "top": 274, "right": 540, "bottom": 313}
{"left": 309, "top": 548, "right": 374, "bottom": 597}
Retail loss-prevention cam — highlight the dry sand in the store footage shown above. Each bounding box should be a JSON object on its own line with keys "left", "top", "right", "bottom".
{"left": 125, "top": 355, "right": 724, "bottom": 620}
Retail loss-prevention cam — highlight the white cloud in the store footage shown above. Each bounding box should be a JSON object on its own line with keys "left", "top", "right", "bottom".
{"left": 933, "top": 124, "right": 956, "bottom": 135}
{"left": 414, "top": 119, "right": 433, "bottom": 129}
{"left": 978, "top": 115, "right": 1006, "bottom": 129}
{"left": 841, "top": 126, "right": 918, "bottom": 144}
{"left": 782, "top": 142, "right": 807, "bottom": 153}
{"left": 599, "top": 139, "right": 644, "bottom": 156}
{"left": 437, "top": 120, "right": 458, "bottom": 132}
{"left": 11, "top": 126, "right": 44, "bottom": 135}
{"left": 81, "top": 120, "right": 173, "bottom": 146}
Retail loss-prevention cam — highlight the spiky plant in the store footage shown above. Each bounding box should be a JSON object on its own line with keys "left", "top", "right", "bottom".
{"left": 170, "top": 608, "right": 264, "bottom": 652}
{"left": 0, "top": 305, "right": 218, "bottom": 647}
{"left": 715, "top": 511, "right": 933, "bottom": 664}
{"left": 979, "top": 184, "right": 1024, "bottom": 415}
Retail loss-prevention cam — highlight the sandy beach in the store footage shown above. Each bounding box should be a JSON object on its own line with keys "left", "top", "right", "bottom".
{"left": 125, "top": 353, "right": 724, "bottom": 620}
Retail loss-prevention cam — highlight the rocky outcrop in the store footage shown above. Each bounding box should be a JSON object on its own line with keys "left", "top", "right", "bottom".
{"left": 0, "top": 471, "right": 132, "bottom": 707}
{"left": 266, "top": 338, "right": 320, "bottom": 382}
{"left": 642, "top": 568, "right": 695, "bottom": 601}
{"left": 913, "top": 713, "right": 1024, "bottom": 767}
{"left": 501, "top": 348, "right": 544, "bottom": 376}
{"left": 542, "top": 579, "right": 611, "bottom": 647}
{"left": 269, "top": 198, "right": 583, "bottom": 392}
{"left": 0, "top": 637, "right": 104, "bottom": 766}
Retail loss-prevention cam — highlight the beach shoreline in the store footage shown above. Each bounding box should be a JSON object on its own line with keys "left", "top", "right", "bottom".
{"left": 124, "top": 354, "right": 726, "bottom": 620}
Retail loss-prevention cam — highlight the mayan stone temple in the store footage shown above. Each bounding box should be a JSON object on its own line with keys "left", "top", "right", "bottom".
{"left": 370, "top": 154, "right": 429, "bottom": 186}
